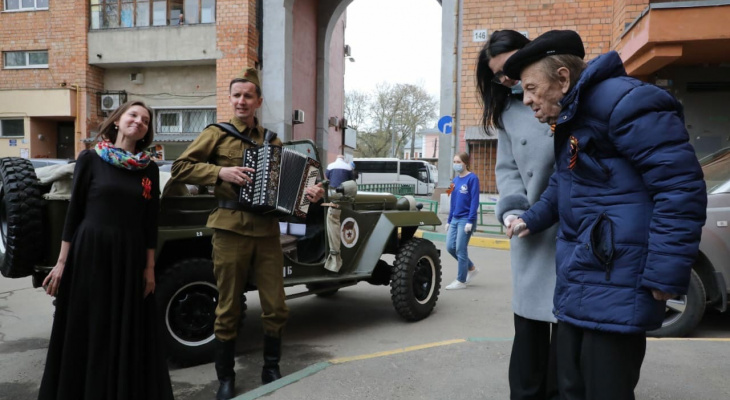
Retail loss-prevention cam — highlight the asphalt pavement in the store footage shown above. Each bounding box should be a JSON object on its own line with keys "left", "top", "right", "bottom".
{"left": 2, "top": 236, "right": 730, "bottom": 400}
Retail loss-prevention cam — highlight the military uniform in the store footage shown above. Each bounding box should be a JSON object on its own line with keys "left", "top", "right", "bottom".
{"left": 171, "top": 117, "right": 288, "bottom": 340}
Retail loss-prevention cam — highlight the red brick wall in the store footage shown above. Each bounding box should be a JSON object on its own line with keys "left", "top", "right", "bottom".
{"left": 216, "top": 0, "right": 260, "bottom": 122}
{"left": 0, "top": 2, "right": 104, "bottom": 155}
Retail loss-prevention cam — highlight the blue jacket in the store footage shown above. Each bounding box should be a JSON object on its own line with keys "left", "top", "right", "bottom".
{"left": 521, "top": 51, "right": 707, "bottom": 334}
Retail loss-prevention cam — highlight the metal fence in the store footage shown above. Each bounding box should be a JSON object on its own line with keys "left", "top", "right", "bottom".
{"left": 358, "top": 183, "right": 415, "bottom": 195}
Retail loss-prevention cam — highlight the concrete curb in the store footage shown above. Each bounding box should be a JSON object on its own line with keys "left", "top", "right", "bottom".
{"left": 414, "top": 230, "right": 510, "bottom": 250}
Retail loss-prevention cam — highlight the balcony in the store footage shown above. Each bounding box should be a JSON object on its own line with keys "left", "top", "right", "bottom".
{"left": 88, "top": 0, "right": 219, "bottom": 67}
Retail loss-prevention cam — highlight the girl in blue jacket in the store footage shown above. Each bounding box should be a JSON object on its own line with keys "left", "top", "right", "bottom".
{"left": 445, "top": 152, "right": 480, "bottom": 290}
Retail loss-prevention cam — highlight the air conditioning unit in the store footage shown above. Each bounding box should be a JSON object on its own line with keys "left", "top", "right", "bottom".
{"left": 328, "top": 116, "right": 339, "bottom": 127}
{"left": 344, "top": 44, "right": 352, "bottom": 57}
{"left": 100, "top": 93, "right": 122, "bottom": 112}
{"left": 292, "top": 109, "right": 305, "bottom": 125}
{"left": 338, "top": 117, "right": 348, "bottom": 130}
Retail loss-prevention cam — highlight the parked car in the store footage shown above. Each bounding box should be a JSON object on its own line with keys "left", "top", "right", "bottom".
{"left": 0, "top": 140, "right": 443, "bottom": 366}
{"left": 649, "top": 147, "right": 730, "bottom": 337}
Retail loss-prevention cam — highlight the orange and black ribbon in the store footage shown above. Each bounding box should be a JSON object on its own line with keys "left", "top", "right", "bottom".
{"left": 569, "top": 136, "right": 579, "bottom": 170}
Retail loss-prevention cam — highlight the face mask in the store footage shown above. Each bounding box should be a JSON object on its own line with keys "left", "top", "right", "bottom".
{"left": 511, "top": 81, "right": 523, "bottom": 95}
{"left": 453, "top": 163, "right": 463, "bottom": 173}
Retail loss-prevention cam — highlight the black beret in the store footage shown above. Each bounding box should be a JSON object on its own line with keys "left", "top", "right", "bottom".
{"left": 503, "top": 30, "right": 585, "bottom": 80}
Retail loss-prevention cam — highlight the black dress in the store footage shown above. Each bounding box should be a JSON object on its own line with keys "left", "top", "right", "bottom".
{"left": 38, "top": 150, "right": 173, "bottom": 400}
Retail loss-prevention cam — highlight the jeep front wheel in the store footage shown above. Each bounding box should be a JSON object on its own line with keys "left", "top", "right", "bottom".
{"left": 156, "top": 258, "right": 218, "bottom": 366}
{"left": 390, "top": 238, "right": 441, "bottom": 321}
{"left": 0, "top": 157, "right": 43, "bottom": 278}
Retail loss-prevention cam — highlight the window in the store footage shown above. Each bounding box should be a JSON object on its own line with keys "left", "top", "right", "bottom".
{"left": 155, "top": 108, "right": 216, "bottom": 134}
{"left": 3, "top": 50, "right": 48, "bottom": 69}
{"left": 4, "top": 0, "right": 48, "bottom": 11}
{"left": 89, "top": 0, "right": 215, "bottom": 29}
{"left": 0, "top": 119, "right": 24, "bottom": 137}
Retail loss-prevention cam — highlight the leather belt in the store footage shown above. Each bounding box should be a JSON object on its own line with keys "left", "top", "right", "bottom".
{"left": 218, "top": 200, "right": 253, "bottom": 212}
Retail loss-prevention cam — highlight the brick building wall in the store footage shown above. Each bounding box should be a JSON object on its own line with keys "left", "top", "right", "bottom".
{"left": 215, "top": 0, "right": 259, "bottom": 122}
{"left": 0, "top": 1, "right": 105, "bottom": 154}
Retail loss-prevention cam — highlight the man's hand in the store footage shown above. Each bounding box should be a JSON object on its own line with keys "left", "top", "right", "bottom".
{"left": 306, "top": 182, "right": 324, "bottom": 203}
{"left": 506, "top": 217, "right": 531, "bottom": 239}
{"left": 652, "top": 289, "right": 676, "bottom": 301}
{"left": 465, "top": 223, "right": 473, "bottom": 233}
{"left": 445, "top": 223, "right": 450, "bottom": 233}
{"left": 219, "top": 166, "right": 255, "bottom": 186}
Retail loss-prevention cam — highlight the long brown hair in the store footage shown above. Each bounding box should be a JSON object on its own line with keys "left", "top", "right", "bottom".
{"left": 95, "top": 100, "right": 155, "bottom": 151}
{"left": 456, "top": 152, "right": 471, "bottom": 172}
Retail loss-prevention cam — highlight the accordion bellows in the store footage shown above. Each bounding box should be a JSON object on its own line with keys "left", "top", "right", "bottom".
{"left": 239, "top": 145, "right": 320, "bottom": 218}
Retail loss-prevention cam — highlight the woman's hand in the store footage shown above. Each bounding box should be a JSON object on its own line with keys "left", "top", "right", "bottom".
{"left": 219, "top": 166, "right": 255, "bottom": 186}
{"left": 143, "top": 266, "right": 155, "bottom": 298}
{"left": 42, "top": 261, "right": 66, "bottom": 297}
{"left": 506, "top": 217, "right": 531, "bottom": 239}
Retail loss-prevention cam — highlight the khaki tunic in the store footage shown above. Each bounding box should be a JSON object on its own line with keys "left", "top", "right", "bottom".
{"left": 171, "top": 117, "right": 283, "bottom": 237}
{"left": 171, "top": 117, "right": 289, "bottom": 339}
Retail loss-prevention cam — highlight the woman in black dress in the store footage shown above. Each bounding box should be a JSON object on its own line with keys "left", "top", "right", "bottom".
{"left": 39, "top": 100, "right": 174, "bottom": 400}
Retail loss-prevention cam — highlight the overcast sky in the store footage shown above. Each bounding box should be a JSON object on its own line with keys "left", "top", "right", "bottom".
{"left": 343, "top": 0, "right": 442, "bottom": 100}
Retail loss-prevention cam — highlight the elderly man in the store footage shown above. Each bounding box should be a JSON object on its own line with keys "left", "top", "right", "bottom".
{"left": 503, "top": 31, "right": 706, "bottom": 399}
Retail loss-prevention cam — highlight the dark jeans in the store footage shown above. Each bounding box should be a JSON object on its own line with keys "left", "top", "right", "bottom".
{"left": 509, "top": 314, "right": 559, "bottom": 400}
{"left": 556, "top": 321, "right": 646, "bottom": 400}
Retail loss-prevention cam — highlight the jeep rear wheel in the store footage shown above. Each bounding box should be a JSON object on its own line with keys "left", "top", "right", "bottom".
{"left": 648, "top": 269, "right": 706, "bottom": 338}
{"left": 390, "top": 238, "right": 441, "bottom": 321}
{"left": 0, "top": 157, "right": 43, "bottom": 278}
{"left": 157, "top": 258, "right": 218, "bottom": 366}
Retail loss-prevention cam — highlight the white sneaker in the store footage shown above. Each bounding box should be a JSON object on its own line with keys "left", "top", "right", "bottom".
{"left": 466, "top": 267, "right": 480, "bottom": 283}
{"left": 445, "top": 280, "right": 467, "bottom": 290}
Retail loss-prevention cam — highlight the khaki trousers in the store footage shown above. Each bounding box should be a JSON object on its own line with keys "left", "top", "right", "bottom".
{"left": 212, "top": 229, "right": 288, "bottom": 341}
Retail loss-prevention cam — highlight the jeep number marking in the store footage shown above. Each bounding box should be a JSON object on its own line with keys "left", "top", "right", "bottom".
{"left": 283, "top": 266, "right": 293, "bottom": 277}
{"left": 196, "top": 231, "right": 203, "bottom": 237}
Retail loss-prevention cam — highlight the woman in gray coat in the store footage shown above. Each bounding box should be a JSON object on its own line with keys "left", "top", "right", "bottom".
{"left": 476, "top": 30, "right": 559, "bottom": 400}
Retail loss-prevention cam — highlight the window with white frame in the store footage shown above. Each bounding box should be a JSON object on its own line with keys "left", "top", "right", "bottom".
{"left": 0, "top": 119, "right": 24, "bottom": 137}
{"left": 4, "top": 0, "right": 49, "bottom": 11}
{"left": 3, "top": 50, "right": 48, "bottom": 69}
{"left": 90, "top": 0, "right": 215, "bottom": 29}
{"left": 155, "top": 108, "right": 216, "bottom": 134}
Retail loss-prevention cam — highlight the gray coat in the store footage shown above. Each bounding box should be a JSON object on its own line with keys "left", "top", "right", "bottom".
{"left": 495, "top": 98, "right": 557, "bottom": 323}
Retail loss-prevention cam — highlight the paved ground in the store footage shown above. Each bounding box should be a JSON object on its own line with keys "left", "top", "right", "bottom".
{"left": 2, "top": 236, "right": 729, "bottom": 400}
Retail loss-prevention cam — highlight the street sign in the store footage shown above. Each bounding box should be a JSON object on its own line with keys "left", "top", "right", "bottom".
{"left": 437, "top": 115, "right": 453, "bottom": 134}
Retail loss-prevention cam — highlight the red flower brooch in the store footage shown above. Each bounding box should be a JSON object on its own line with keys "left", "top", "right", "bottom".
{"left": 141, "top": 177, "right": 152, "bottom": 200}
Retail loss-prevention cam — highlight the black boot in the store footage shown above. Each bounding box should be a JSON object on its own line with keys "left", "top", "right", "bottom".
{"left": 261, "top": 335, "right": 282, "bottom": 384}
{"left": 214, "top": 339, "right": 236, "bottom": 400}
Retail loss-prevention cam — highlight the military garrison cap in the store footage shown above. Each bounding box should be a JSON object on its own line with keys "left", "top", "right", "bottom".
{"left": 503, "top": 30, "right": 585, "bottom": 80}
{"left": 234, "top": 67, "right": 261, "bottom": 89}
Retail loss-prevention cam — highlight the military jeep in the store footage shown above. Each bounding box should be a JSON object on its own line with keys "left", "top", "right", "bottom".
{"left": 0, "top": 140, "right": 442, "bottom": 366}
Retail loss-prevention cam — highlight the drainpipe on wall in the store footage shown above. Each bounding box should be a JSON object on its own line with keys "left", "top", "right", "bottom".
{"left": 72, "top": 84, "right": 81, "bottom": 156}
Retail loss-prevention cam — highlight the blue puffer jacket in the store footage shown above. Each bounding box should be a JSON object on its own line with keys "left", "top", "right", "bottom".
{"left": 521, "top": 51, "right": 707, "bottom": 334}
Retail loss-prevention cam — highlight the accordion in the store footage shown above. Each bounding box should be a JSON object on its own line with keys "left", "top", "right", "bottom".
{"left": 238, "top": 145, "right": 320, "bottom": 218}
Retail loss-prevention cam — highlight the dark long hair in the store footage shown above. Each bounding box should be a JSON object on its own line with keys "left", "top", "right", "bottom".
{"left": 476, "top": 30, "right": 530, "bottom": 131}
{"left": 96, "top": 100, "right": 155, "bottom": 151}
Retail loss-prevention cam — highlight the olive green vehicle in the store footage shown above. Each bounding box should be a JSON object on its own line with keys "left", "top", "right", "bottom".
{"left": 0, "top": 140, "right": 442, "bottom": 366}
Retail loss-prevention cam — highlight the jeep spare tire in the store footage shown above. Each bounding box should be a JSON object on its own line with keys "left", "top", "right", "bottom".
{"left": 390, "top": 238, "right": 442, "bottom": 321}
{"left": 0, "top": 157, "right": 43, "bottom": 278}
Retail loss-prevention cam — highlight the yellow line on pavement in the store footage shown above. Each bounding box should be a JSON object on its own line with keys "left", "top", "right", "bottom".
{"left": 648, "top": 337, "right": 730, "bottom": 342}
{"left": 329, "top": 339, "right": 467, "bottom": 364}
{"left": 470, "top": 236, "right": 510, "bottom": 250}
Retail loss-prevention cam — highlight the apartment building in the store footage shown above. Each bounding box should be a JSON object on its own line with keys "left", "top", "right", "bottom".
{"left": 455, "top": 0, "right": 730, "bottom": 193}
{"left": 0, "top": 0, "right": 349, "bottom": 163}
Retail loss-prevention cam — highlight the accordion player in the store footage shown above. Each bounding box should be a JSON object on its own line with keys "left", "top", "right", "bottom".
{"left": 238, "top": 144, "right": 320, "bottom": 218}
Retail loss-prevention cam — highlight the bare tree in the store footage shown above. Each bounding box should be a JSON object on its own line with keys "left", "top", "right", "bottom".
{"left": 344, "top": 90, "right": 369, "bottom": 131}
